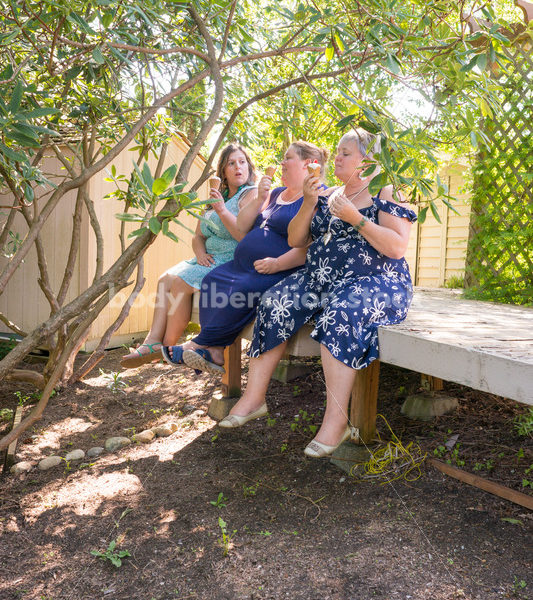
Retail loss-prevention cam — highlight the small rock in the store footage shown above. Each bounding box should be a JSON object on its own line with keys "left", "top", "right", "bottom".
{"left": 65, "top": 449, "right": 85, "bottom": 461}
{"left": 135, "top": 429, "right": 155, "bottom": 443}
{"left": 39, "top": 456, "right": 63, "bottom": 471}
{"left": 10, "top": 461, "right": 34, "bottom": 475}
{"left": 104, "top": 437, "right": 131, "bottom": 452}
{"left": 153, "top": 425, "right": 174, "bottom": 437}
{"left": 182, "top": 404, "right": 195, "bottom": 413}
{"left": 192, "top": 410, "right": 205, "bottom": 418}
{"left": 87, "top": 447, "right": 104, "bottom": 458}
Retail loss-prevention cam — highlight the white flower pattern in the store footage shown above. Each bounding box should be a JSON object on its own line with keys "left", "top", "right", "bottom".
{"left": 250, "top": 195, "right": 416, "bottom": 369}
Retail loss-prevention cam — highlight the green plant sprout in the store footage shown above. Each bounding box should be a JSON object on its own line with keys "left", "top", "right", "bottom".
{"left": 90, "top": 539, "right": 131, "bottom": 568}
{"left": 99, "top": 369, "right": 128, "bottom": 394}
{"left": 210, "top": 492, "right": 227, "bottom": 508}
{"left": 217, "top": 517, "right": 236, "bottom": 557}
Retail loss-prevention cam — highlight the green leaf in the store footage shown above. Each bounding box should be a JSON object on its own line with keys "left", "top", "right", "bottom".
{"left": 470, "top": 131, "right": 478, "bottom": 149}
{"left": 142, "top": 163, "right": 153, "bottom": 189}
{"left": 92, "top": 47, "right": 105, "bottom": 65}
{"left": 367, "top": 172, "right": 387, "bottom": 195}
{"left": 398, "top": 159, "right": 414, "bottom": 174}
{"left": 152, "top": 178, "right": 169, "bottom": 195}
{"left": 161, "top": 164, "right": 177, "bottom": 185}
{"left": 429, "top": 201, "right": 441, "bottom": 223}
{"left": 148, "top": 216, "right": 161, "bottom": 234}
{"left": 6, "top": 130, "right": 40, "bottom": 148}
{"left": 23, "top": 107, "right": 60, "bottom": 118}
{"left": 101, "top": 12, "right": 113, "bottom": 27}
{"left": 0, "top": 142, "right": 27, "bottom": 162}
{"left": 336, "top": 114, "right": 355, "bottom": 129}
{"left": 8, "top": 80, "right": 23, "bottom": 114}
{"left": 359, "top": 120, "right": 380, "bottom": 134}
{"left": 128, "top": 227, "right": 147, "bottom": 238}
{"left": 114, "top": 212, "right": 143, "bottom": 222}
{"left": 501, "top": 518, "right": 522, "bottom": 525}
{"left": 23, "top": 183, "right": 34, "bottom": 203}
{"left": 334, "top": 32, "right": 344, "bottom": 53}
{"left": 67, "top": 12, "right": 97, "bottom": 35}
{"left": 163, "top": 230, "right": 180, "bottom": 243}
{"left": 417, "top": 206, "right": 428, "bottom": 224}
{"left": 476, "top": 53, "right": 487, "bottom": 71}
{"left": 385, "top": 53, "right": 401, "bottom": 75}
{"left": 325, "top": 46, "right": 334, "bottom": 61}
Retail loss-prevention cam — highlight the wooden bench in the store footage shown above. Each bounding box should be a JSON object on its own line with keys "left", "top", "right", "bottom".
{"left": 190, "top": 288, "right": 533, "bottom": 444}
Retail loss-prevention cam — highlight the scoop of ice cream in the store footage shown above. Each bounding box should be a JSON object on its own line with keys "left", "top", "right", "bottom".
{"left": 307, "top": 162, "right": 321, "bottom": 177}
{"left": 265, "top": 166, "right": 277, "bottom": 178}
{"left": 209, "top": 176, "right": 221, "bottom": 190}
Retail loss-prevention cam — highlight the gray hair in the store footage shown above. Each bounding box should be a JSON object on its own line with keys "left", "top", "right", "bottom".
{"left": 339, "top": 128, "right": 381, "bottom": 158}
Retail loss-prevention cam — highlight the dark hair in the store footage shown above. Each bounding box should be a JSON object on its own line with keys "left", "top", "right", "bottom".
{"left": 217, "top": 144, "right": 256, "bottom": 195}
{"left": 290, "top": 140, "right": 329, "bottom": 176}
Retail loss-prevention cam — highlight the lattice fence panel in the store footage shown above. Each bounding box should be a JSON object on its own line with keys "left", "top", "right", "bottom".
{"left": 465, "top": 34, "right": 533, "bottom": 305}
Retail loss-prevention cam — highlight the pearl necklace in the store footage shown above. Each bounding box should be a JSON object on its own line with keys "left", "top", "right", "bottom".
{"left": 259, "top": 189, "right": 301, "bottom": 228}
{"left": 323, "top": 184, "right": 369, "bottom": 244}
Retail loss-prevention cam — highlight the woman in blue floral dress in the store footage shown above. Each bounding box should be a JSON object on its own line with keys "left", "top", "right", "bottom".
{"left": 218, "top": 130, "right": 417, "bottom": 457}
{"left": 121, "top": 144, "right": 257, "bottom": 368}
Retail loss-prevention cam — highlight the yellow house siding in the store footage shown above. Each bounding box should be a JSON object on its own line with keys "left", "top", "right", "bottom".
{"left": 0, "top": 137, "right": 208, "bottom": 351}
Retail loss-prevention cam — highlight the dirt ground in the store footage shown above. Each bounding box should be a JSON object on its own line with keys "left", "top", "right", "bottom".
{"left": 0, "top": 345, "right": 532, "bottom": 600}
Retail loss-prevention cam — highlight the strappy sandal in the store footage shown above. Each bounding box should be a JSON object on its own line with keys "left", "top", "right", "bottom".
{"left": 120, "top": 342, "right": 163, "bottom": 368}
{"left": 162, "top": 345, "right": 202, "bottom": 375}
{"left": 182, "top": 348, "right": 225, "bottom": 375}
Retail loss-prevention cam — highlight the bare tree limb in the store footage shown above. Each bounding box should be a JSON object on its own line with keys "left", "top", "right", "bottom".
{"left": 71, "top": 258, "right": 146, "bottom": 382}
{"left": 0, "top": 312, "right": 27, "bottom": 337}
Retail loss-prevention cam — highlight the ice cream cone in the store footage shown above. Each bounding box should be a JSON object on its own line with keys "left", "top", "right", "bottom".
{"left": 307, "top": 162, "right": 321, "bottom": 177}
{"left": 265, "top": 166, "right": 277, "bottom": 178}
{"left": 209, "top": 176, "right": 221, "bottom": 190}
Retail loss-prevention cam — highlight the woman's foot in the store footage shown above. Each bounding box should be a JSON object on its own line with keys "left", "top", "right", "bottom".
{"left": 121, "top": 342, "right": 163, "bottom": 368}
{"left": 181, "top": 341, "right": 225, "bottom": 367}
{"left": 219, "top": 401, "right": 268, "bottom": 428}
{"left": 304, "top": 425, "right": 352, "bottom": 458}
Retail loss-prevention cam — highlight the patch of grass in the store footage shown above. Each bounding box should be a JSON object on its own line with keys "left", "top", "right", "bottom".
{"left": 514, "top": 408, "right": 533, "bottom": 438}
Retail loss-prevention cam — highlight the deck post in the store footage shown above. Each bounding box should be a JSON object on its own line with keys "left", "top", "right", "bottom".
{"left": 221, "top": 337, "right": 242, "bottom": 398}
{"left": 349, "top": 360, "right": 380, "bottom": 445}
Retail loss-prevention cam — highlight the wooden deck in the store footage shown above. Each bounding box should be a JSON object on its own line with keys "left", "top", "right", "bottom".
{"left": 379, "top": 288, "right": 533, "bottom": 405}
{"left": 191, "top": 288, "right": 533, "bottom": 406}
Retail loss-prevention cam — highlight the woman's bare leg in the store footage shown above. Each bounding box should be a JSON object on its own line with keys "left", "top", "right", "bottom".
{"left": 122, "top": 274, "right": 195, "bottom": 361}
{"left": 227, "top": 341, "right": 289, "bottom": 415}
{"left": 162, "top": 276, "right": 196, "bottom": 345}
{"left": 313, "top": 344, "right": 358, "bottom": 446}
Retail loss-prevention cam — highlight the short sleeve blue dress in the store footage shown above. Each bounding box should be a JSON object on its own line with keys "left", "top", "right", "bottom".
{"left": 249, "top": 192, "right": 417, "bottom": 369}
{"left": 192, "top": 187, "right": 305, "bottom": 348}
{"left": 167, "top": 185, "right": 255, "bottom": 289}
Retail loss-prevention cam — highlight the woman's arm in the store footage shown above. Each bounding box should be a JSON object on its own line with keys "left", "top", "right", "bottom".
{"left": 191, "top": 220, "right": 215, "bottom": 266}
{"left": 329, "top": 185, "right": 412, "bottom": 259}
{"left": 287, "top": 174, "right": 321, "bottom": 247}
{"left": 253, "top": 247, "right": 307, "bottom": 274}
{"left": 237, "top": 176, "right": 271, "bottom": 233}
{"left": 210, "top": 188, "right": 257, "bottom": 242}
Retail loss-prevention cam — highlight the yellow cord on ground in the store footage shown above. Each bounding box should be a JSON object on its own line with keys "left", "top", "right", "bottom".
{"left": 350, "top": 414, "right": 427, "bottom": 484}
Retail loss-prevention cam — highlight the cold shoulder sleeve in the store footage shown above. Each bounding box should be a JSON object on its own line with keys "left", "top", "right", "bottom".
{"left": 376, "top": 198, "right": 417, "bottom": 223}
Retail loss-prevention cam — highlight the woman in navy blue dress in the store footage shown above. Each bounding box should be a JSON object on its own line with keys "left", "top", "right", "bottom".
{"left": 163, "top": 141, "right": 328, "bottom": 373}
{"left": 218, "top": 130, "right": 417, "bottom": 458}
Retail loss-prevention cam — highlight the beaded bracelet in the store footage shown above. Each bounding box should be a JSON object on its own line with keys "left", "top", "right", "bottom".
{"left": 354, "top": 216, "right": 368, "bottom": 232}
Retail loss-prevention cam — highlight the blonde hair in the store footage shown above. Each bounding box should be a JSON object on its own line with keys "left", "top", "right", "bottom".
{"left": 339, "top": 128, "right": 381, "bottom": 158}
{"left": 290, "top": 140, "right": 329, "bottom": 176}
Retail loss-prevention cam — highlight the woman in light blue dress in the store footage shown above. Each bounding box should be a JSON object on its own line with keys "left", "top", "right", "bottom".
{"left": 121, "top": 144, "right": 257, "bottom": 368}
